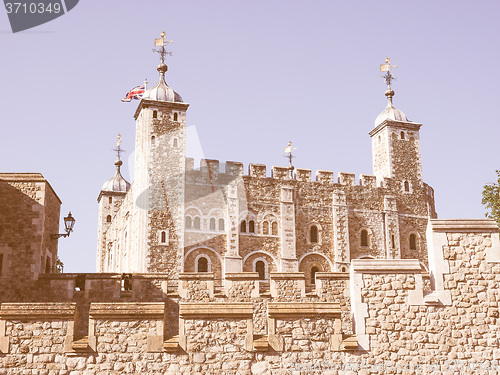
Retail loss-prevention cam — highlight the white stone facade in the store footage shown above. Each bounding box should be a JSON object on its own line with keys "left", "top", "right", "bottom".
{"left": 97, "top": 65, "right": 437, "bottom": 282}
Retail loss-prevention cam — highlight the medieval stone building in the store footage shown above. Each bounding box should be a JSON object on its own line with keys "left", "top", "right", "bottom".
{"left": 1, "top": 38, "right": 500, "bottom": 374}
{"left": 97, "top": 51, "right": 437, "bottom": 286}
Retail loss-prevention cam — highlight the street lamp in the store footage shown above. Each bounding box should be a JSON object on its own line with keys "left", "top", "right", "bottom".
{"left": 51, "top": 212, "right": 76, "bottom": 239}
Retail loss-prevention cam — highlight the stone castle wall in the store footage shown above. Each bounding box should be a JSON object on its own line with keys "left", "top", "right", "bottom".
{"left": 101, "top": 152, "right": 436, "bottom": 278}
{"left": 2, "top": 219, "right": 499, "bottom": 374}
{"left": 0, "top": 173, "right": 61, "bottom": 301}
{"left": 179, "top": 159, "right": 433, "bottom": 276}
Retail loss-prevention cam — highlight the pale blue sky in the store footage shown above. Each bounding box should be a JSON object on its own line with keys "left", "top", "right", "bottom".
{"left": 1, "top": 1, "right": 499, "bottom": 272}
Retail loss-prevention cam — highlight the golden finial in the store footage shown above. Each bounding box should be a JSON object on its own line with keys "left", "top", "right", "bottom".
{"left": 154, "top": 31, "right": 173, "bottom": 65}
{"left": 113, "top": 134, "right": 125, "bottom": 161}
{"left": 380, "top": 57, "right": 399, "bottom": 98}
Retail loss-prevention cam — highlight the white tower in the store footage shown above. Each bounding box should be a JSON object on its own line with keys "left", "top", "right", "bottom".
{"left": 128, "top": 32, "right": 189, "bottom": 275}
{"left": 370, "top": 58, "right": 423, "bottom": 186}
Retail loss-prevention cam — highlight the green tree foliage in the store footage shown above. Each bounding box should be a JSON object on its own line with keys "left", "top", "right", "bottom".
{"left": 482, "top": 170, "right": 500, "bottom": 228}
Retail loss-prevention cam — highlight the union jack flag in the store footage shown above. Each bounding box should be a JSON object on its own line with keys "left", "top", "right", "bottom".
{"left": 121, "top": 84, "right": 146, "bottom": 102}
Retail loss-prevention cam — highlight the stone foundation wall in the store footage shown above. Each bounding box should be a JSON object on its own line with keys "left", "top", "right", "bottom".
{"left": 2, "top": 219, "right": 500, "bottom": 374}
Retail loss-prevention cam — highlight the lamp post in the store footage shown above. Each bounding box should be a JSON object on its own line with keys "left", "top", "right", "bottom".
{"left": 51, "top": 212, "right": 76, "bottom": 239}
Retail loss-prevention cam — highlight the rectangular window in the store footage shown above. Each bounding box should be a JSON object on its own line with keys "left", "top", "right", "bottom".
{"left": 0, "top": 253, "right": 3, "bottom": 275}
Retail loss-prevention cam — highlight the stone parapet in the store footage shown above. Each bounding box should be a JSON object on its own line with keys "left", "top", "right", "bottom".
{"left": 295, "top": 168, "right": 311, "bottom": 181}
{"left": 200, "top": 159, "right": 219, "bottom": 177}
{"left": 224, "top": 272, "right": 260, "bottom": 300}
{"left": 271, "top": 166, "right": 290, "bottom": 180}
{"left": 2, "top": 220, "right": 499, "bottom": 369}
{"left": 316, "top": 170, "right": 334, "bottom": 184}
{"left": 270, "top": 272, "right": 305, "bottom": 301}
{"left": 225, "top": 161, "right": 243, "bottom": 176}
{"left": 179, "top": 272, "right": 215, "bottom": 300}
{"left": 36, "top": 273, "right": 170, "bottom": 301}
{"left": 249, "top": 163, "right": 266, "bottom": 178}
{"left": 359, "top": 174, "right": 377, "bottom": 188}
{"left": 338, "top": 172, "right": 355, "bottom": 185}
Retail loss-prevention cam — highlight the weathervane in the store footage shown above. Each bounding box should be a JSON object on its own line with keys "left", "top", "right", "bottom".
{"left": 380, "top": 57, "right": 398, "bottom": 90}
{"left": 113, "top": 134, "right": 126, "bottom": 160}
{"left": 283, "top": 141, "right": 296, "bottom": 179}
{"left": 153, "top": 30, "right": 173, "bottom": 64}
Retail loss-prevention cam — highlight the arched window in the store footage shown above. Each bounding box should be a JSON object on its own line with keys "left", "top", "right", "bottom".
{"left": 310, "top": 266, "right": 319, "bottom": 285}
{"left": 400, "top": 131, "right": 405, "bottom": 139}
{"left": 310, "top": 225, "right": 318, "bottom": 243}
{"left": 255, "top": 260, "right": 266, "bottom": 280}
{"left": 106, "top": 215, "right": 112, "bottom": 223}
{"left": 240, "top": 220, "right": 247, "bottom": 233}
{"left": 361, "top": 229, "right": 369, "bottom": 247}
{"left": 108, "top": 197, "right": 112, "bottom": 204}
{"left": 404, "top": 180, "right": 410, "bottom": 192}
{"left": 249, "top": 220, "right": 255, "bottom": 233}
{"left": 209, "top": 218, "right": 216, "bottom": 231}
{"left": 185, "top": 216, "right": 192, "bottom": 229}
{"left": 173, "top": 138, "right": 178, "bottom": 148}
{"left": 194, "top": 217, "right": 201, "bottom": 230}
{"left": 262, "top": 221, "right": 269, "bottom": 235}
{"left": 153, "top": 110, "right": 157, "bottom": 119}
{"left": 271, "top": 222, "right": 278, "bottom": 236}
{"left": 151, "top": 135, "right": 156, "bottom": 146}
{"left": 160, "top": 231, "right": 167, "bottom": 244}
{"left": 218, "top": 218, "right": 225, "bottom": 231}
{"left": 197, "top": 257, "right": 208, "bottom": 273}
{"left": 173, "top": 112, "right": 178, "bottom": 121}
{"left": 409, "top": 233, "right": 417, "bottom": 250}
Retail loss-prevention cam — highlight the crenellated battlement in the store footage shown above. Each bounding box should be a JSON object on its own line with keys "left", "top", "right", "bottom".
{"left": 35, "top": 273, "right": 171, "bottom": 302}
{"left": 184, "top": 157, "right": 384, "bottom": 188}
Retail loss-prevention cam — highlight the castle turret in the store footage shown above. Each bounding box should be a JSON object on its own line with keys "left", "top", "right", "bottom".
{"left": 370, "top": 59, "right": 423, "bottom": 190}
{"left": 368, "top": 59, "right": 436, "bottom": 261}
{"left": 96, "top": 138, "right": 130, "bottom": 272}
{"left": 129, "top": 32, "right": 189, "bottom": 275}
